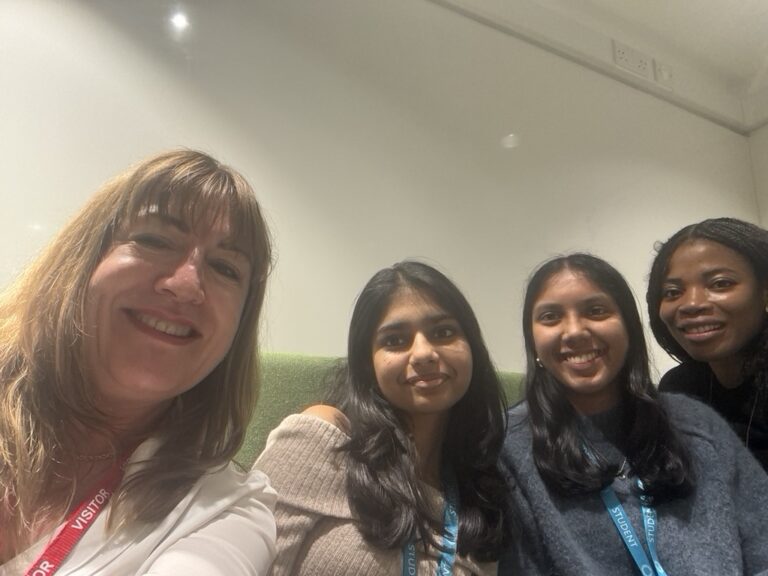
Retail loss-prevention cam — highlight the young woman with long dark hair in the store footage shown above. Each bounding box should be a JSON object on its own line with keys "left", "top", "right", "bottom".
{"left": 257, "top": 260, "right": 507, "bottom": 575}
{"left": 499, "top": 253, "right": 768, "bottom": 575}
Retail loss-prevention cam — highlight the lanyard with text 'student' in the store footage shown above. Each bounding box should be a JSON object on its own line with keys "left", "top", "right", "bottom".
{"left": 600, "top": 479, "right": 668, "bottom": 576}
{"left": 401, "top": 466, "right": 460, "bottom": 576}
{"left": 581, "top": 444, "right": 667, "bottom": 576}
{"left": 24, "top": 457, "right": 126, "bottom": 576}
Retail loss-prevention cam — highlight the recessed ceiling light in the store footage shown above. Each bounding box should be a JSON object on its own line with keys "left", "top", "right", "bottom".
{"left": 170, "top": 12, "right": 189, "bottom": 30}
{"left": 500, "top": 133, "right": 520, "bottom": 149}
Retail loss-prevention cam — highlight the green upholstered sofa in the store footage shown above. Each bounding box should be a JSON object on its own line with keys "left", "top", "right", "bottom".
{"left": 235, "top": 352, "right": 525, "bottom": 468}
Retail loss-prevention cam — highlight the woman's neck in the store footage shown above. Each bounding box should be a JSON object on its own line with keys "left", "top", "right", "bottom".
{"left": 69, "top": 401, "right": 167, "bottom": 461}
{"left": 568, "top": 388, "right": 621, "bottom": 416}
{"left": 708, "top": 356, "right": 745, "bottom": 389}
{"left": 409, "top": 414, "right": 448, "bottom": 488}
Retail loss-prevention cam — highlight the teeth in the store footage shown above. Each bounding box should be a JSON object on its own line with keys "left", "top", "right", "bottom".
{"left": 408, "top": 374, "right": 443, "bottom": 385}
{"left": 136, "top": 313, "right": 192, "bottom": 337}
{"left": 683, "top": 324, "right": 720, "bottom": 334}
{"left": 564, "top": 350, "right": 600, "bottom": 363}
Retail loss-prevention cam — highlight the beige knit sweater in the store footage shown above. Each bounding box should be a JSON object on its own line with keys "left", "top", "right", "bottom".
{"left": 255, "top": 414, "right": 496, "bottom": 576}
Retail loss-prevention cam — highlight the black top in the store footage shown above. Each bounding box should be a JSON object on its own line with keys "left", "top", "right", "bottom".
{"left": 659, "top": 361, "right": 768, "bottom": 470}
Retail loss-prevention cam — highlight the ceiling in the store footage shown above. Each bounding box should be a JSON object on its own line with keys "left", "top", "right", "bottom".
{"left": 430, "top": 0, "right": 768, "bottom": 134}
{"left": 538, "top": 0, "right": 768, "bottom": 89}
{"left": 66, "top": 0, "right": 768, "bottom": 135}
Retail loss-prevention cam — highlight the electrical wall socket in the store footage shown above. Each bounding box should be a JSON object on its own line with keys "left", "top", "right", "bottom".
{"left": 654, "top": 60, "right": 674, "bottom": 90}
{"left": 612, "top": 39, "right": 652, "bottom": 80}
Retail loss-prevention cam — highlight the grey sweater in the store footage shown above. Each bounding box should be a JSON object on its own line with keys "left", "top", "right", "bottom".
{"left": 499, "top": 393, "right": 768, "bottom": 576}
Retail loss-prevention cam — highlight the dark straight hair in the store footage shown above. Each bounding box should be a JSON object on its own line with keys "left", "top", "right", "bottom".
{"left": 327, "top": 260, "right": 508, "bottom": 561}
{"left": 522, "top": 253, "right": 694, "bottom": 501}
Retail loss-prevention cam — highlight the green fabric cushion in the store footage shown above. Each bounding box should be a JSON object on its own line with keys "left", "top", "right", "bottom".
{"left": 235, "top": 351, "right": 524, "bottom": 468}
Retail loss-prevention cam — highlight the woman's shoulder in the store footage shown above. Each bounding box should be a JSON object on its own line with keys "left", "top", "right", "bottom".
{"left": 189, "top": 459, "right": 278, "bottom": 509}
{"left": 259, "top": 408, "right": 351, "bottom": 455}
{"left": 659, "top": 392, "right": 737, "bottom": 447}
{"left": 254, "top": 409, "right": 351, "bottom": 517}
{"left": 501, "top": 401, "right": 533, "bottom": 465}
{"left": 505, "top": 400, "right": 531, "bottom": 438}
{"left": 301, "top": 404, "right": 351, "bottom": 433}
{"left": 506, "top": 400, "right": 529, "bottom": 424}
{"left": 658, "top": 361, "right": 710, "bottom": 393}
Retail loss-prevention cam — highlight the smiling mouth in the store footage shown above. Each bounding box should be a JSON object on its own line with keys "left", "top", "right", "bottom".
{"left": 406, "top": 373, "right": 446, "bottom": 387}
{"left": 562, "top": 350, "right": 603, "bottom": 364}
{"left": 134, "top": 312, "right": 194, "bottom": 338}
{"left": 680, "top": 323, "right": 722, "bottom": 335}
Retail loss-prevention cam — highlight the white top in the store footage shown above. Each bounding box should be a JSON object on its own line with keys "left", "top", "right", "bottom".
{"left": 1, "top": 439, "right": 277, "bottom": 575}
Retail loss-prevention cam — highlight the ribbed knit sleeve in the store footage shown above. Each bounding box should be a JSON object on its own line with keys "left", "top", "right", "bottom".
{"left": 255, "top": 414, "right": 350, "bottom": 576}
{"left": 255, "top": 414, "right": 496, "bottom": 576}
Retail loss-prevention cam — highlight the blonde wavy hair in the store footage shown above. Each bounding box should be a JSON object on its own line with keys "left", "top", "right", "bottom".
{"left": 0, "top": 149, "right": 272, "bottom": 554}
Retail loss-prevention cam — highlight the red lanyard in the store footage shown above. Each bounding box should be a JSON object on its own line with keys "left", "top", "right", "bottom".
{"left": 24, "top": 459, "right": 126, "bottom": 576}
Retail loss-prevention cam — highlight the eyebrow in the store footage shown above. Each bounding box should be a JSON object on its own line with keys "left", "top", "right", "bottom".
{"left": 376, "top": 312, "right": 455, "bottom": 334}
{"left": 533, "top": 294, "right": 612, "bottom": 310}
{"left": 664, "top": 266, "right": 742, "bottom": 282}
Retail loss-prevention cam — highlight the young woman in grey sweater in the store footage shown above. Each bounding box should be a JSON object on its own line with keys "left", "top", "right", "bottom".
{"left": 499, "top": 253, "right": 768, "bottom": 576}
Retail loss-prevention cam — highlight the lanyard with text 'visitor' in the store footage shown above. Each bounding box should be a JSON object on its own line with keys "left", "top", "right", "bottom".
{"left": 600, "top": 479, "right": 668, "bottom": 576}
{"left": 24, "top": 458, "right": 126, "bottom": 576}
{"left": 401, "top": 467, "right": 460, "bottom": 576}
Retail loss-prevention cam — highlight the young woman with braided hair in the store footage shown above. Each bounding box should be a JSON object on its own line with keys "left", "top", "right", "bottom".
{"left": 647, "top": 217, "right": 768, "bottom": 469}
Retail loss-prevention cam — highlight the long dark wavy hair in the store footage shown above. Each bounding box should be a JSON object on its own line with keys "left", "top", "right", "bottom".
{"left": 327, "top": 261, "right": 508, "bottom": 561}
{"left": 522, "top": 254, "right": 693, "bottom": 501}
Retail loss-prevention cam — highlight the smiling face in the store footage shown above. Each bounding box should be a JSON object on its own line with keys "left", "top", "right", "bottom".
{"left": 83, "top": 212, "right": 251, "bottom": 424}
{"left": 371, "top": 288, "right": 472, "bottom": 426}
{"left": 658, "top": 239, "right": 766, "bottom": 369}
{"left": 531, "top": 269, "right": 629, "bottom": 414}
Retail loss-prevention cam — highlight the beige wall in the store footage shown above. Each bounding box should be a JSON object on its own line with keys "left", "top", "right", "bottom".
{"left": 750, "top": 124, "right": 768, "bottom": 225}
{"left": 0, "top": 0, "right": 760, "bottom": 375}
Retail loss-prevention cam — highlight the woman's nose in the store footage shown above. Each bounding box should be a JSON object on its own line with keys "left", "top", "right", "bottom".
{"left": 155, "top": 250, "right": 205, "bottom": 304}
{"left": 409, "top": 333, "right": 438, "bottom": 365}
{"left": 561, "top": 314, "right": 589, "bottom": 342}
{"left": 678, "top": 286, "right": 710, "bottom": 315}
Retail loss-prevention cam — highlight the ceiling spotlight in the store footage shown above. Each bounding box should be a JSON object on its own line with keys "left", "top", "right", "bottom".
{"left": 170, "top": 12, "right": 189, "bottom": 31}
{"left": 500, "top": 133, "right": 520, "bottom": 149}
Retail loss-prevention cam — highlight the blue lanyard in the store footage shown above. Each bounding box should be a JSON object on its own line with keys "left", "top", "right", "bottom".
{"left": 600, "top": 480, "right": 668, "bottom": 576}
{"left": 401, "top": 467, "right": 460, "bottom": 576}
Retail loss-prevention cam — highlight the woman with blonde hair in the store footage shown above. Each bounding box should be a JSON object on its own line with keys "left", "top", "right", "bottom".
{"left": 0, "top": 150, "right": 276, "bottom": 574}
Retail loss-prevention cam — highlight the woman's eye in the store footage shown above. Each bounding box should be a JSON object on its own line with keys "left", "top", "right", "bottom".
{"left": 381, "top": 334, "right": 407, "bottom": 348}
{"left": 589, "top": 305, "right": 608, "bottom": 317}
{"left": 537, "top": 311, "right": 559, "bottom": 323}
{"left": 710, "top": 278, "right": 735, "bottom": 290}
{"left": 211, "top": 259, "right": 242, "bottom": 282}
{"left": 131, "top": 233, "right": 172, "bottom": 249}
{"left": 661, "top": 286, "right": 681, "bottom": 300}
{"left": 433, "top": 325, "right": 457, "bottom": 339}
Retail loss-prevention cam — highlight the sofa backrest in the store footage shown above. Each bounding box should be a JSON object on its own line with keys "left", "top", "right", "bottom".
{"left": 236, "top": 352, "right": 525, "bottom": 468}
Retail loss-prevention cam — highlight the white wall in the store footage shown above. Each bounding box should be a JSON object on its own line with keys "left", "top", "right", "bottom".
{"left": 750, "top": 124, "right": 768, "bottom": 225}
{"left": 0, "top": 0, "right": 759, "bottom": 375}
